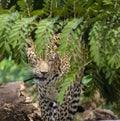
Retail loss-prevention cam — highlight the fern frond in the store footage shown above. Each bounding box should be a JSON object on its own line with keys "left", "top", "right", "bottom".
{"left": 59, "top": 18, "right": 83, "bottom": 55}
{"left": 0, "top": 13, "right": 19, "bottom": 55}
{"left": 0, "top": 14, "right": 9, "bottom": 36}
{"left": 35, "top": 18, "right": 58, "bottom": 55}
{"left": 89, "top": 22, "right": 103, "bottom": 66}
{"left": 0, "top": 13, "right": 36, "bottom": 63}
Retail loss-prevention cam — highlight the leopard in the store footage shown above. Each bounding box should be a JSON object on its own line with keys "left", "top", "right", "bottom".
{"left": 25, "top": 35, "right": 70, "bottom": 101}
{"left": 25, "top": 34, "right": 84, "bottom": 121}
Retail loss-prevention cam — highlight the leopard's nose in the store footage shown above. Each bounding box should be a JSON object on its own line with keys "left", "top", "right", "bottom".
{"left": 41, "top": 71, "right": 47, "bottom": 75}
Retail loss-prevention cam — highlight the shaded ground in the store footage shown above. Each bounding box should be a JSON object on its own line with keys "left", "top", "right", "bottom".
{"left": 0, "top": 81, "right": 118, "bottom": 121}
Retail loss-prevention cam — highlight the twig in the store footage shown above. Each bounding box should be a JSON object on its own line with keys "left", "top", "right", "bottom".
{"left": 24, "top": 0, "right": 31, "bottom": 17}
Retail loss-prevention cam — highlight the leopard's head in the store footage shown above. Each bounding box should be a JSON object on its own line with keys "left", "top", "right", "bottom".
{"left": 33, "top": 53, "right": 61, "bottom": 83}
{"left": 25, "top": 34, "right": 70, "bottom": 82}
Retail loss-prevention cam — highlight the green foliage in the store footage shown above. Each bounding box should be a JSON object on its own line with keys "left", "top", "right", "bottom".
{"left": 89, "top": 20, "right": 120, "bottom": 68}
{"left": 89, "top": 12, "right": 120, "bottom": 102}
{"left": 59, "top": 18, "right": 83, "bottom": 55}
{"left": 0, "top": 59, "right": 29, "bottom": 83}
{"left": 0, "top": 12, "right": 36, "bottom": 63}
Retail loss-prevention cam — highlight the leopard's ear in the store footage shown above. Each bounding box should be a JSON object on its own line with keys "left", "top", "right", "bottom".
{"left": 25, "top": 39, "right": 36, "bottom": 52}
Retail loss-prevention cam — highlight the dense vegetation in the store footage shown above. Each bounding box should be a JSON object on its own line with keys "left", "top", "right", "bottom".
{"left": 0, "top": 0, "right": 120, "bottom": 116}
